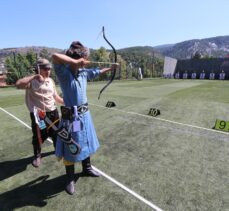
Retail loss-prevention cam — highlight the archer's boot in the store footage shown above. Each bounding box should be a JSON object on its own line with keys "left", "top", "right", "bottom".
{"left": 82, "top": 157, "right": 100, "bottom": 177}
{"left": 65, "top": 165, "right": 75, "bottom": 195}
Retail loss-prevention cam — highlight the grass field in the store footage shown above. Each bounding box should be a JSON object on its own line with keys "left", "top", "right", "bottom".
{"left": 0, "top": 78, "right": 229, "bottom": 211}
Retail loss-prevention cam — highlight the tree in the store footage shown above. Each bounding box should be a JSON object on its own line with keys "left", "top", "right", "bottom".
{"left": 116, "top": 54, "right": 126, "bottom": 79}
{"left": 89, "top": 47, "right": 113, "bottom": 81}
{"left": 39, "top": 48, "right": 50, "bottom": 60}
{"left": 192, "top": 51, "right": 202, "bottom": 59}
{"left": 5, "top": 52, "right": 37, "bottom": 85}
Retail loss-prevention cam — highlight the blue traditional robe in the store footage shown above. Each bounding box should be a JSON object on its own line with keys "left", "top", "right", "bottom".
{"left": 54, "top": 64, "right": 100, "bottom": 162}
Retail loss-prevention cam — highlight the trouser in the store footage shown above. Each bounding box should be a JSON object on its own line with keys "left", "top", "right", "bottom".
{"left": 65, "top": 165, "right": 75, "bottom": 183}
{"left": 65, "top": 157, "right": 91, "bottom": 176}
{"left": 64, "top": 156, "right": 100, "bottom": 181}
{"left": 30, "top": 109, "right": 59, "bottom": 157}
{"left": 63, "top": 157, "right": 91, "bottom": 168}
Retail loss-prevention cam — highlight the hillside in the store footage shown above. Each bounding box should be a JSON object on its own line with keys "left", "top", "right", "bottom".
{"left": 117, "top": 46, "right": 162, "bottom": 58}
{"left": 0, "top": 46, "right": 63, "bottom": 62}
{"left": 1, "top": 35, "right": 229, "bottom": 62}
{"left": 154, "top": 35, "right": 229, "bottom": 59}
{"left": 0, "top": 46, "right": 162, "bottom": 62}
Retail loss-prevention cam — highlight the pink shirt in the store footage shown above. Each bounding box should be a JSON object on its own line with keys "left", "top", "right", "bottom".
{"left": 25, "top": 78, "right": 57, "bottom": 112}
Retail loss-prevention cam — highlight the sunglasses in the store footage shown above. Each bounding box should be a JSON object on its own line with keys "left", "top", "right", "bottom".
{"left": 42, "top": 67, "right": 51, "bottom": 71}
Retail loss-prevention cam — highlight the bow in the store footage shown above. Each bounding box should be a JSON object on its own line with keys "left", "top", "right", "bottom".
{"left": 98, "top": 26, "right": 117, "bottom": 99}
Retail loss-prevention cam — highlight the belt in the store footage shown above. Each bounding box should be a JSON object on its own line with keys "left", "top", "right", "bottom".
{"left": 77, "top": 103, "right": 88, "bottom": 114}
{"left": 61, "top": 103, "right": 88, "bottom": 121}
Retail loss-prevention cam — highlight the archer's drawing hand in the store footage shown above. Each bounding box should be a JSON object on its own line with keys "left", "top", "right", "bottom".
{"left": 34, "top": 74, "right": 45, "bottom": 82}
{"left": 77, "top": 58, "right": 91, "bottom": 68}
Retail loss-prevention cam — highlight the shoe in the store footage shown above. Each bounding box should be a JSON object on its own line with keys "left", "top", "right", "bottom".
{"left": 32, "top": 156, "right": 41, "bottom": 168}
{"left": 83, "top": 166, "right": 100, "bottom": 177}
{"left": 66, "top": 181, "right": 75, "bottom": 195}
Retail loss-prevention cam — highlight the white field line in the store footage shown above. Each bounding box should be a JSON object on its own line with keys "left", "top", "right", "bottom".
{"left": 0, "top": 107, "right": 52, "bottom": 142}
{"left": 89, "top": 103, "right": 229, "bottom": 136}
{"left": 0, "top": 107, "right": 31, "bottom": 129}
{"left": 0, "top": 106, "right": 163, "bottom": 211}
{"left": 92, "top": 166, "right": 163, "bottom": 211}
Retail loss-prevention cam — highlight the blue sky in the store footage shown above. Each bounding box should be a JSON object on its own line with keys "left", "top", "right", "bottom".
{"left": 1, "top": 0, "right": 229, "bottom": 50}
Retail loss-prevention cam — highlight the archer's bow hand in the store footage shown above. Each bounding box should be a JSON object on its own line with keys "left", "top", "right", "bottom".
{"left": 111, "top": 63, "right": 119, "bottom": 70}
{"left": 100, "top": 63, "right": 119, "bottom": 74}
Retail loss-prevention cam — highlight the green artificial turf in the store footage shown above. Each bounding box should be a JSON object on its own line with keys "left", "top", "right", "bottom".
{"left": 0, "top": 79, "right": 228, "bottom": 211}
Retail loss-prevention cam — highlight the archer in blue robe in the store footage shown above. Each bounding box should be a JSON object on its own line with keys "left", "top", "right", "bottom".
{"left": 54, "top": 63, "right": 100, "bottom": 162}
